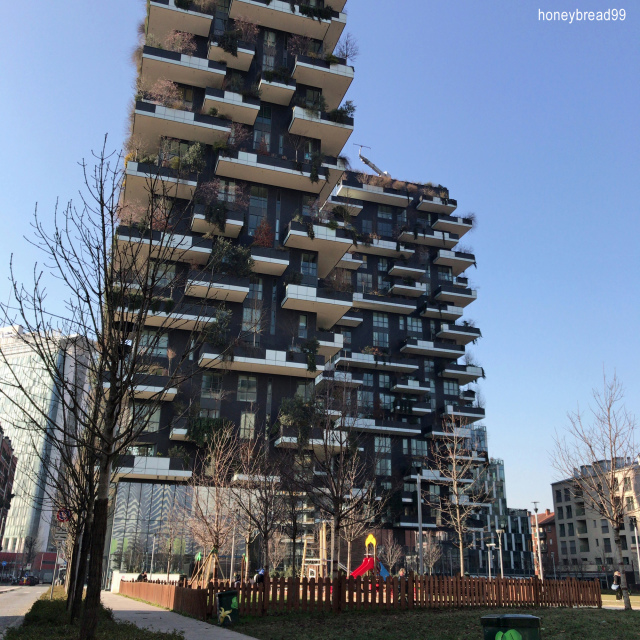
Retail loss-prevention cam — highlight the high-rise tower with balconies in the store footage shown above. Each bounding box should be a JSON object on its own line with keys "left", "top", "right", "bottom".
{"left": 109, "top": 0, "right": 491, "bottom": 578}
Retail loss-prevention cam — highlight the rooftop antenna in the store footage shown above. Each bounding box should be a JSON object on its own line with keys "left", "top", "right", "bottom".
{"left": 354, "top": 144, "right": 389, "bottom": 177}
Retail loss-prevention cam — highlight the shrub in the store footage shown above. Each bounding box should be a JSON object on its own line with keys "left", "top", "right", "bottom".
{"left": 233, "top": 16, "right": 259, "bottom": 44}
{"left": 174, "top": 0, "right": 191, "bottom": 9}
{"left": 326, "top": 100, "right": 356, "bottom": 123}
{"left": 253, "top": 218, "right": 275, "bottom": 248}
{"left": 287, "top": 34, "right": 311, "bottom": 57}
{"left": 148, "top": 78, "right": 182, "bottom": 108}
{"left": 164, "top": 30, "right": 197, "bottom": 55}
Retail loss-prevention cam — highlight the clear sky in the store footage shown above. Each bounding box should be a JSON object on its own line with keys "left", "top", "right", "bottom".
{"left": 0, "top": 1, "right": 638, "bottom": 511}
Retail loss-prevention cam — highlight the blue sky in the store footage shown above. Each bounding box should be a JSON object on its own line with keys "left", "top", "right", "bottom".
{"left": 1, "top": 1, "right": 638, "bottom": 510}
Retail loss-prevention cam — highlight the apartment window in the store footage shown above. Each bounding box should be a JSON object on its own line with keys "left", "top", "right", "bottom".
{"left": 301, "top": 253, "right": 317, "bottom": 277}
{"left": 237, "top": 375, "right": 257, "bottom": 402}
{"left": 132, "top": 402, "right": 161, "bottom": 433}
{"left": 361, "top": 219, "right": 373, "bottom": 236}
{"left": 407, "top": 317, "right": 422, "bottom": 338}
{"left": 566, "top": 505, "right": 573, "bottom": 519}
{"left": 295, "top": 381, "right": 313, "bottom": 401}
{"left": 362, "top": 373, "right": 374, "bottom": 387}
{"left": 579, "top": 540, "right": 590, "bottom": 553}
{"left": 560, "top": 541, "right": 567, "bottom": 556}
{"left": 377, "top": 206, "right": 394, "bottom": 238}
{"left": 201, "top": 373, "right": 223, "bottom": 399}
{"left": 126, "top": 444, "right": 156, "bottom": 457}
{"left": 559, "top": 524, "right": 566, "bottom": 537}
{"left": 626, "top": 496, "right": 635, "bottom": 510}
{"left": 341, "top": 330, "right": 351, "bottom": 345}
{"left": 569, "top": 541, "right": 576, "bottom": 555}
{"left": 412, "top": 439, "right": 429, "bottom": 457}
{"left": 248, "top": 186, "right": 268, "bottom": 235}
{"left": 379, "top": 374, "right": 390, "bottom": 389}
{"left": 424, "top": 359, "right": 435, "bottom": 375}
{"left": 378, "top": 258, "right": 388, "bottom": 273}
{"left": 556, "top": 489, "right": 562, "bottom": 503}
{"left": 557, "top": 506, "right": 564, "bottom": 520}
{"left": 199, "top": 407, "right": 220, "bottom": 419}
{"left": 218, "top": 179, "right": 237, "bottom": 204}
{"left": 623, "top": 476, "right": 632, "bottom": 491}
{"left": 377, "top": 275, "right": 389, "bottom": 293}
{"left": 564, "top": 488, "right": 571, "bottom": 501}
{"left": 357, "top": 272, "right": 373, "bottom": 293}
{"left": 398, "top": 316, "right": 405, "bottom": 331}
{"left": 298, "top": 314, "right": 308, "bottom": 339}
{"left": 375, "top": 436, "right": 392, "bottom": 476}
{"left": 621, "top": 536, "right": 628, "bottom": 551}
{"left": 373, "top": 331, "right": 389, "bottom": 348}
{"left": 443, "top": 380, "right": 459, "bottom": 396}
{"left": 254, "top": 106, "right": 272, "bottom": 151}
{"left": 437, "top": 266, "right": 453, "bottom": 282}
{"left": 148, "top": 260, "right": 176, "bottom": 288}
{"left": 357, "top": 390, "right": 374, "bottom": 413}
{"left": 140, "top": 330, "right": 168, "bottom": 358}
{"left": 242, "top": 307, "right": 261, "bottom": 345}
{"left": 604, "top": 538, "right": 612, "bottom": 553}
{"left": 379, "top": 392, "right": 394, "bottom": 410}
{"left": 240, "top": 412, "right": 255, "bottom": 439}
{"left": 373, "top": 313, "right": 389, "bottom": 329}
{"left": 248, "top": 277, "right": 264, "bottom": 300}
{"left": 262, "top": 30, "right": 276, "bottom": 70}
{"left": 568, "top": 523, "right": 575, "bottom": 536}
{"left": 601, "top": 519, "right": 609, "bottom": 533}
{"left": 606, "top": 557, "right": 614, "bottom": 565}
{"left": 213, "top": 0, "right": 230, "bottom": 35}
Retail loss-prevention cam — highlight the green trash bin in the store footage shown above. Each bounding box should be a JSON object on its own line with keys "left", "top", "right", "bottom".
{"left": 216, "top": 590, "right": 239, "bottom": 626}
{"left": 481, "top": 614, "right": 541, "bottom": 640}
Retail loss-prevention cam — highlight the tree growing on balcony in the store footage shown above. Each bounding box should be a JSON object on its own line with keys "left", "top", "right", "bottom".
{"left": 335, "top": 32, "right": 360, "bottom": 63}
{"left": 422, "top": 414, "right": 490, "bottom": 576}
{"left": 553, "top": 373, "right": 638, "bottom": 611}
{"left": 0, "top": 139, "right": 250, "bottom": 639}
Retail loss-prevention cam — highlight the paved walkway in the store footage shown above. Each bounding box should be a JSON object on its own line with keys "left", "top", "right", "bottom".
{"left": 0, "top": 586, "right": 48, "bottom": 638}
{"left": 102, "top": 591, "right": 257, "bottom": 640}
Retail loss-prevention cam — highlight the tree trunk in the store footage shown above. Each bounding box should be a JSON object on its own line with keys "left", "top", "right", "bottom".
{"left": 330, "top": 517, "right": 337, "bottom": 578}
{"left": 71, "top": 509, "right": 93, "bottom": 624}
{"left": 66, "top": 531, "right": 81, "bottom": 610}
{"left": 458, "top": 536, "right": 465, "bottom": 577}
{"left": 79, "top": 460, "right": 111, "bottom": 640}
{"left": 613, "top": 527, "right": 632, "bottom": 610}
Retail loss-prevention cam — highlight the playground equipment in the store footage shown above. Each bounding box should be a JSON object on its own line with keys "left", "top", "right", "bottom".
{"left": 350, "top": 533, "right": 390, "bottom": 579}
{"left": 301, "top": 522, "right": 329, "bottom": 579}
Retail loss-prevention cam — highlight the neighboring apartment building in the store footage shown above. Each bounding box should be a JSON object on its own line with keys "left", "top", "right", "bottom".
{"left": 108, "top": 0, "right": 495, "bottom": 577}
{"left": 479, "top": 459, "right": 534, "bottom": 577}
{"left": 530, "top": 509, "right": 558, "bottom": 578}
{"left": 552, "top": 459, "right": 640, "bottom": 586}
{"left": 0, "top": 424, "right": 18, "bottom": 547}
{"left": 0, "top": 326, "right": 89, "bottom": 562}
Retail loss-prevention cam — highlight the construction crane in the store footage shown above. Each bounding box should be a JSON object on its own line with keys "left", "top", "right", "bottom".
{"left": 354, "top": 144, "right": 389, "bottom": 177}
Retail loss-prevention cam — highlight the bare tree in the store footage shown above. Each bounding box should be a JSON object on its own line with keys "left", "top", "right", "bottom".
{"left": 187, "top": 423, "right": 239, "bottom": 581}
{"left": 280, "top": 375, "right": 387, "bottom": 577}
{"left": 268, "top": 529, "right": 287, "bottom": 573}
{"left": 340, "top": 498, "right": 382, "bottom": 575}
{"left": 379, "top": 538, "right": 404, "bottom": 574}
{"left": 335, "top": 33, "right": 360, "bottom": 63}
{"left": 231, "top": 438, "right": 285, "bottom": 574}
{"left": 423, "top": 415, "right": 489, "bottom": 576}
{"left": 0, "top": 139, "right": 253, "bottom": 639}
{"left": 553, "top": 373, "right": 637, "bottom": 611}
{"left": 422, "top": 533, "right": 443, "bottom": 575}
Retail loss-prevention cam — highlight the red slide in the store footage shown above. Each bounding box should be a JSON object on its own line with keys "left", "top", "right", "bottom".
{"left": 350, "top": 557, "right": 374, "bottom": 577}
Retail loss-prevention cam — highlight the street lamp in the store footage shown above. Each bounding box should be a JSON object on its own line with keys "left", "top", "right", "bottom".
{"left": 551, "top": 551, "right": 557, "bottom": 580}
{"left": 487, "top": 543, "right": 496, "bottom": 580}
{"left": 496, "top": 529, "right": 505, "bottom": 579}
{"left": 532, "top": 502, "right": 544, "bottom": 582}
{"left": 417, "top": 470, "right": 424, "bottom": 576}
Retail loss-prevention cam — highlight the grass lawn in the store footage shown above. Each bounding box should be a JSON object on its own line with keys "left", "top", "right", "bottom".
{"left": 5, "top": 587, "right": 183, "bottom": 640}
{"left": 238, "top": 606, "right": 640, "bottom": 640}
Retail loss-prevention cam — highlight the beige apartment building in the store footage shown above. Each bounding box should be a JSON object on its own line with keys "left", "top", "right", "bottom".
{"left": 551, "top": 458, "right": 640, "bottom": 586}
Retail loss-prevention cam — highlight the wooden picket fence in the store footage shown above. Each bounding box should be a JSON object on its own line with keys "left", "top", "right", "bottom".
{"left": 119, "top": 575, "right": 601, "bottom": 620}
